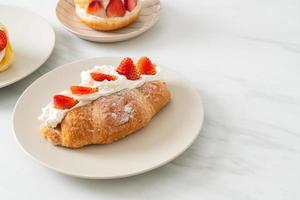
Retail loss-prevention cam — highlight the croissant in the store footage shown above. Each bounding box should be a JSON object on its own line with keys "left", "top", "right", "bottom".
{"left": 42, "top": 80, "right": 171, "bottom": 148}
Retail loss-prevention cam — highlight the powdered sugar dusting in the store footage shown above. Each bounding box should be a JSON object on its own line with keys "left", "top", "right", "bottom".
{"left": 118, "top": 104, "right": 133, "bottom": 125}
{"left": 124, "top": 104, "right": 132, "bottom": 113}
{"left": 119, "top": 114, "right": 130, "bottom": 125}
{"left": 111, "top": 113, "right": 117, "bottom": 118}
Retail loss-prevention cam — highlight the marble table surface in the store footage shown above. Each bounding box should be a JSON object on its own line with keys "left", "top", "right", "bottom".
{"left": 1, "top": 0, "right": 300, "bottom": 199}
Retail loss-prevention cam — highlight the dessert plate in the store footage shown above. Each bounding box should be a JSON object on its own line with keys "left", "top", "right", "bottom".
{"left": 56, "top": 0, "right": 160, "bottom": 42}
{"left": 13, "top": 57, "right": 204, "bottom": 179}
{"left": 0, "top": 5, "right": 55, "bottom": 88}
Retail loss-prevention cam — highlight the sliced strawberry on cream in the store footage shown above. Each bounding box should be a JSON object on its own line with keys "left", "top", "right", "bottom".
{"left": 70, "top": 85, "right": 98, "bottom": 95}
{"left": 137, "top": 56, "right": 156, "bottom": 75}
{"left": 124, "top": 0, "right": 137, "bottom": 12}
{"left": 116, "top": 57, "right": 140, "bottom": 80}
{"left": 87, "top": 0, "right": 106, "bottom": 17}
{"left": 90, "top": 72, "right": 117, "bottom": 81}
{"left": 53, "top": 95, "right": 79, "bottom": 110}
{"left": 106, "top": 0, "right": 126, "bottom": 17}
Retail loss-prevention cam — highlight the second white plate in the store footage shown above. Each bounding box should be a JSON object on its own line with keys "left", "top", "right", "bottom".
{"left": 0, "top": 5, "right": 55, "bottom": 88}
{"left": 13, "top": 57, "right": 204, "bottom": 179}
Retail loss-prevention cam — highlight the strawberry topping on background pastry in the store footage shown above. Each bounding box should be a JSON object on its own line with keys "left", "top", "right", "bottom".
{"left": 70, "top": 85, "right": 98, "bottom": 95}
{"left": 137, "top": 56, "right": 157, "bottom": 75}
{"left": 90, "top": 72, "right": 117, "bottom": 81}
{"left": 116, "top": 57, "right": 140, "bottom": 80}
{"left": 87, "top": 0, "right": 105, "bottom": 17}
{"left": 53, "top": 95, "right": 79, "bottom": 110}
{"left": 124, "top": 0, "right": 137, "bottom": 12}
{"left": 0, "top": 30, "right": 7, "bottom": 51}
{"left": 74, "top": 0, "right": 141, "bottom": 31}
{"left": 106, "top": 0, "right": 126, "bottom": 17}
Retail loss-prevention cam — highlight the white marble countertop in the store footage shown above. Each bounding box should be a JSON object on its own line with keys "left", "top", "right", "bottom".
{"left": 1, "top": 0, "right": 300, "bottom": 199}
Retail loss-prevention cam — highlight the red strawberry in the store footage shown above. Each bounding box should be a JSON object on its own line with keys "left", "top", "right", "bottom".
{"left": 137, "top": 56, "right": 156, "bottom": 75}
{"left": 106, "top": 0, "right": 126, "bottom": 17}
{"left": 116, "top": 57, "right": 140, "bottom": 80}
{"left": 87, "top": 0, "right": 105, "bottom": 17}
{"left": 0, "top": 30, "right": 7, "bottom": 52}
{"left": 53, "top": 95, "right": 78, "bottom": 110}
{"left": 70, "top": 85, "right": 98, "bottom": 95}
{"left": 90, "top": 72, "right": 117, "bottom": 81}
{"left": 124, "top": 0, "right": 137, "bottom": 12}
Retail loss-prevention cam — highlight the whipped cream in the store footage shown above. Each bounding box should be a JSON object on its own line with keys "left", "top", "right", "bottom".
{"left": 102, "top": 0, "right": 113, "bottom": 9}
{"left": 38, "top": 65, "right": 161, "bottom": 128}
{"left": 0, "top": 48, "right": 5, "bottom": 62}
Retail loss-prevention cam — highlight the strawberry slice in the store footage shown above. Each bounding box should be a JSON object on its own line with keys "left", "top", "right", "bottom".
{"left": 70, "top": 85, "right": 98, "bottom": 95}
{"left": 137, "top": 57, "right": 157, "bottom": 75}
{"left": 87, "top": 0, "right": 105, "bottom": 17}
{"left": 0, "top": 30, "right": 7, "bottom": 52}
{"left": 90, "top": 72, "right": 117, "bottom": 81}
{"left": 124, "top": 0, "right": 137, "bottom": 12}
{"left": 116, "top": 57, "right": 140, "bottom": 80}
{"left": 53, "top": 95, "right": 78, "bottom": 110}
{"left": 106, "top": 0, "right": 126, "bottom": 17}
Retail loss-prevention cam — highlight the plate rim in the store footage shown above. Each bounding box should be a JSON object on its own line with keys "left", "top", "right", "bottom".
{"left": 0, "top": 5, "right": 55, "bottom": 88}
{"left": 55, "top": 0, "right": 161, "bottom": 43}
{"left": 12, "top": 56, "right": 204, "bottom": 179}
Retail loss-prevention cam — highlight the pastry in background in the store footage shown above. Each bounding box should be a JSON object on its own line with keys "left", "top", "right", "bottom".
{"left": 74, "top": 0, "right": 141, "bottom": 31}
{"left": 0, "top": 23, "right": 13, "bottom": 72}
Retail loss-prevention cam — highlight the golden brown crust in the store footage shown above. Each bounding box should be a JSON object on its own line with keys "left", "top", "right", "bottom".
{"left": 42, "top": 80, "right": 171, "bottom": 148}
{"left": 42, "top": 125, "right": 61, "bottom": 146}
{"left": 74, "top": 0, "right": 142, "bottom": 31}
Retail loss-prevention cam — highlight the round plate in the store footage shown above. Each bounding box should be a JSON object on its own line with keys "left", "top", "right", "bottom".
{"left": 0, "top": 5, "right": 55, "bottom": 88}
{"left": 13, "top": 57, "right": 204, "bottom": 179}
{"left": 56, "top": 0, "right": 160, "bottom": 42}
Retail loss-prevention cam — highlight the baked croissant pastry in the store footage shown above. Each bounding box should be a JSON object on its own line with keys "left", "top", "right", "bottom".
{"left": 0, "top": 23, "right": 13, "bottom": 72}
{"left": 74, "top": 0, "right": 141, "bottom": 31}
{"left": 39, "top": 57, "right": 171, "bottom": 148}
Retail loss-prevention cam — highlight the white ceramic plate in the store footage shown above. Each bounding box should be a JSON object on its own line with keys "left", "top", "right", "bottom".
{"left": 56, "top": 0, "right": 160, "bottom": 42}
{"left": 0, "top": 5, "right": 55, "bottom": 88}
{"left": 13, "top": 57, "right": 204, "bottom": 179}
